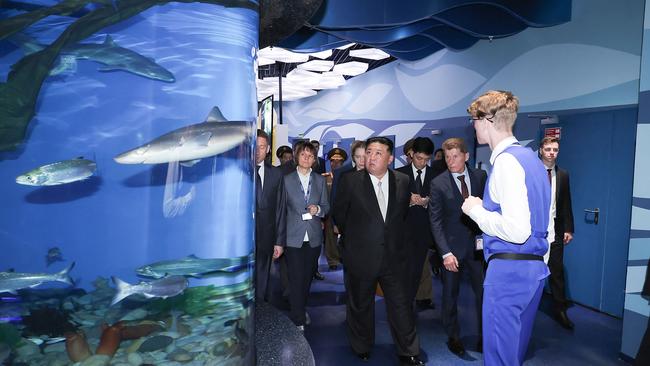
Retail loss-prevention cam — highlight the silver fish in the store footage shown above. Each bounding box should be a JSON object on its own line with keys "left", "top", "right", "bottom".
{"left": 46, "top": 247, "right": 64, "bottom": 267}
{"left": 16, "top": 158, "right": 96, "bottom": 186}
{"left": 113, "top": 107, "right": 249, "bottom": 165}
{"left": 0, "top": 262, "right": 75, "bottom": 294}
{"left": 136, "top": 254, "right": 251, "bottom": 279}
{"left": 110, "top": 275, "right": 188, "bottom": 305}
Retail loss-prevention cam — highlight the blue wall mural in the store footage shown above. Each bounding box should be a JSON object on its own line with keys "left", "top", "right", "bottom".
{"left": 284, "top": 0, "right": 643, "bottom": 167}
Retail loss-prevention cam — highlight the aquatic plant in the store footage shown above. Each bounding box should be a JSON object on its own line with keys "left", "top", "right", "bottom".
{"left": 0, "top": 323, "right": 23, "bottom": 349}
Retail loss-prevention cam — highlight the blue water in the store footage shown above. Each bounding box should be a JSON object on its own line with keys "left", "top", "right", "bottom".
{"left": 0, "top": 2, "right": 258, "bottom": 364}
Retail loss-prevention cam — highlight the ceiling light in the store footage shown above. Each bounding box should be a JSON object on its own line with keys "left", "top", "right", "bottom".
{"left": 287, "top": 69, "right": 322, "bottom": 88}
{"left": 333, "top": 61, "right": 368, "bottom": 76}
{"left": 257, "top": 57, "right": 275, "bottom": 66}
{"left": 297, "top": 60, "right": 334, "bottom": 72}
{"left": 312, "top": 72, "right": 346, "bottom": 90}
{"left": 258, "top": 46, "right": 309, "bottom": 63}
{"left": 309, "top": 49, "right": 332, "bottom": 59}
{"left": 349, "top": 48, "right": 390, "bottom": 60}
{"left": 336, "top": 43, "right": 356, "bottom": 50}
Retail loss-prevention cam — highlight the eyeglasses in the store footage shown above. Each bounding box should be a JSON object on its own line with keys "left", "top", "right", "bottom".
{"left": 469, "top": 114, "right": 495, "bottom": 125}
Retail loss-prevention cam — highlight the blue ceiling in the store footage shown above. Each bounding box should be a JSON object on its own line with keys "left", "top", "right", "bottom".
{"left": 279, "top": 0, "right": 572, "bottom": 61}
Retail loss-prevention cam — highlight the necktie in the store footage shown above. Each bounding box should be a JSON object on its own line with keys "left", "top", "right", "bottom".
{"left": 415, "top": 169, "right": 423, "bottom": 194}
{"left": 377, "top": 180, "right": 387, "bottom": 221}
{"left": 458, "top": 175, "right": 469, "bottom": 199}
{"left": 256, "top": 165, "right": 262, "bottom": 204}
{"left": 547, "top": 169, "right": 552, "bottom": 185}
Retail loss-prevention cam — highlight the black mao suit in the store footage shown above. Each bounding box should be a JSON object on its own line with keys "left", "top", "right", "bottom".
{"left": 332, "top": 169, "right": 420, "bottom": 357}
{"left": 255, "top": 162, "right": 286, "bottom": 301}
{"left": 395, "top": 163, "right": 444, "bottom": 301}
{"left": 428, "top": 165, "right": 486, "bottom": 340}
{"left": 549, "top": 166, "right": 574, "bottom": 311}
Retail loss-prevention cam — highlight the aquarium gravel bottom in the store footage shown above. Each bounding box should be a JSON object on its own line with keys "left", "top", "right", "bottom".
{"left": 1, "top": 277, "right": 253, "bottom": 366}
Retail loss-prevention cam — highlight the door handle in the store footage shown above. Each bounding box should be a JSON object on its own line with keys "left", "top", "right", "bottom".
{"left": 584, "top": 208, "right": 599, "bottom": 224}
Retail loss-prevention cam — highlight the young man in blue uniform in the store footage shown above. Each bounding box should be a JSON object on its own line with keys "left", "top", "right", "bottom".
{"left": 462, "top": 90, "right": 554, "bottom": 365}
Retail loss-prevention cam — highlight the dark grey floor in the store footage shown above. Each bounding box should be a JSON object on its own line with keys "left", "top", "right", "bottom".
{"left": 272, "top": 262, "right": 629, "bottom": 366}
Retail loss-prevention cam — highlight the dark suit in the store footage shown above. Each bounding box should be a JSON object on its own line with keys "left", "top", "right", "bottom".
{"left": 332, "top": 169, "right": 420, "bottom": 356}
{"left": 395, "top": 164, "right": 437, "bottom": 302}
{"left": 313, "top": 156, "right": 326, "bottom": 174}
{"left": 255, "top": 163, "right": 286, "bottom": 301}
{"left": 549, "top": 165, "right": 574, "bottom": 311}
{"left": 428, "top": 166, "right": 487, "bottom": 340}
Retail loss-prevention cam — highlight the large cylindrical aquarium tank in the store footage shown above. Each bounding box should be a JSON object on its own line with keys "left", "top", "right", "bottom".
{"left": 0, "top": 1, "right": 259, "bottom": 365}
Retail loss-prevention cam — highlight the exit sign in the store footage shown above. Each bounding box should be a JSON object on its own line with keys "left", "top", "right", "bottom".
{"left": 545, "top": 127, "right": 561, "bottom": 139}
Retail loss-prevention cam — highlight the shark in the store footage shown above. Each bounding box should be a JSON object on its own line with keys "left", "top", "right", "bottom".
{"left": 10, "top": 33, "right": 175, "bottom": 82}
{"left": 114, "top": 107, "right": 250, "bottom": 165}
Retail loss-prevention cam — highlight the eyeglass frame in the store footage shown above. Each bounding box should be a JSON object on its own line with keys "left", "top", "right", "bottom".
{"left": 468, "top": 114, "right": 495, "bottom": 125}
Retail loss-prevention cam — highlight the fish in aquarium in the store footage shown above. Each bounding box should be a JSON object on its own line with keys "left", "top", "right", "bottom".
{"left": 113, "top": 106, "right": 249, "bottom": 165}
{"left": 46, "top": 247, "right": 64, "bottom": 267}
{"left": 136, "top": 254, "right": 251, "bottom": 279}
{"left": 110, "top": 275, "right": 189, "bottom": 305}
{"left": 9, "top": 33, "right": 175, "bottom": 83}
{"left": 0, "top": 262, "right": 75, "bottom": 294}
{"left": 15, "top": 157, "right": 97, "bottom": 186}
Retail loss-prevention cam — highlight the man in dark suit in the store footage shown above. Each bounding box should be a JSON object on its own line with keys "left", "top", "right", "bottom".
{"left": 429, "top": 137, "right": 487, "bottom": 356}
{"left": 396, "top": 137, "right": 442, "bottom": 310}
{"left": 333, "top": 137, "right": 424, "bottom": 366}
{"left": 255, "top": 130, "right": 286, "bottom": 302}
{"left": 539, "top": 136, "right": 575, "bottom": 329}
{"left": 311, "top": 140, "right": 327, "bottom": 174}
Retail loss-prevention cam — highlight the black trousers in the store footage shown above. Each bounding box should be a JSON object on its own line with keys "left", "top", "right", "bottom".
{"left": 548, "top": 231, "right": 568, "bottom": 311}
{"left": 405, "top": 239, "right": 431, "bottom": 303}
{"left": 344, "top": 262, "right": 420, "bottom": 356}
{"left": 441, "top": 251, "right": 484, "bottom": 339}
{"left": 255, "top": 248, "right": 273, "bottom": 301}
{"left": 285, "top": 242, "right": 321, "bottom": 326}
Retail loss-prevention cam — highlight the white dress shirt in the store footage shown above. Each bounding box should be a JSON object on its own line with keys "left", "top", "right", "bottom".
{"left": 369, "top": 172, "right": 389, "bottom": 220}
{"left": 451, "top": 167, "right": 471, "bottom": 196}
{"left": 468, "top": 136, "right": 554, "bottom": 262}
{"left": 411, "top": 164, "right": 426, "bottom": 189}
{"left": 544, "top": 163, "right": 557, "bottom": 220}
{"left": 297, "top": 168, "right": 312, "bottom": 241}
{"left": 257, "top": 162, "right": 265, "bottom": 189}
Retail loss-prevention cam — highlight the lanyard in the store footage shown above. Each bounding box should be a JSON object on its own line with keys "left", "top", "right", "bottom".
{"left": 299, "top": 174, "right": 312, "bottom": 206}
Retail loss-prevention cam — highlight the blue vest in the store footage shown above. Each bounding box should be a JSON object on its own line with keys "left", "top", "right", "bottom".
{"left": 482, "top": 144, "right": 550, "bottom": 261}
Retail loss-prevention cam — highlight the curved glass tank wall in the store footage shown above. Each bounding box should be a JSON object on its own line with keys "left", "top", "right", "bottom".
{"left": 0, "top": 1, "right": 259, "bottom": 365}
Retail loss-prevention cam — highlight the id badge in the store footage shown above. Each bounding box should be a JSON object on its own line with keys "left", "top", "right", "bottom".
{"left": 302, "top": 212, "right": 313, "bottom": 221}
{"left": 475, "top": 237, "right": 483, "bottom": 250}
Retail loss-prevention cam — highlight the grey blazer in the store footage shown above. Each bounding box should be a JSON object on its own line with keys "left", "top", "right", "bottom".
{"left": 281, "top": 170, "right": 330, "bottom": 248}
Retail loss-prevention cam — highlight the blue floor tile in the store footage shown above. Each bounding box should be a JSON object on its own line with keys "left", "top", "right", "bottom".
{"left": 295, "top": 262, "right": 628, "bottom": 365}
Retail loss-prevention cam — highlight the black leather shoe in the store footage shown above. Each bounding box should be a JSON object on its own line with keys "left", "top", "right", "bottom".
{"left": 355, "top": 352, "right": 370, "bottom": 362}
{"left": 476, "top": 337, "right": 482, "bottom": 353}
{"left": 313, "top": 271, "right": 325, "bottom": 280}
{"left": 555, "top": 310, "right": 575, "bottom": 330}
{"left": 447, "top": 337, "right": 466, "bottom": 356}
{"left": 398, "top": 355, "right": 425, "bottom": 365}
{"left": 328, "top": 264, "right": 338, "bottom": 271}
{"left": 415, "top": 299, "right": 435, "bottom": 310}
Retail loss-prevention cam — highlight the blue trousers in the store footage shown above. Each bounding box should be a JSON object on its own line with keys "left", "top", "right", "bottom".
{"left": 483, "top": 260, "right": 548, "bottom": 365}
